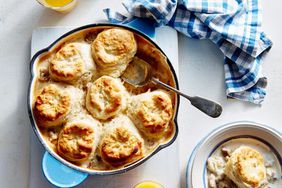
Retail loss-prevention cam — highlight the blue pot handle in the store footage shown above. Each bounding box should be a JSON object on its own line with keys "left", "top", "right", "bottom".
{"left": 42, "top": 152, "right": 88, "bottom": 188}
{"left": 41, "top": 18, "right": 156, "bottom": 188}
{"left": 124, "top": 18, "right": 156, "bottom": 39}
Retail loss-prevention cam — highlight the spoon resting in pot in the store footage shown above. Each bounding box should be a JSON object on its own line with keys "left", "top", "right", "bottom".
{"left": 121, "top": 57, "right": 223, "bottom": 118}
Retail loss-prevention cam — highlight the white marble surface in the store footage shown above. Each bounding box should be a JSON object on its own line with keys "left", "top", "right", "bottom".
{"left": 0, "top": 1, "right": 281, "bottom": 188}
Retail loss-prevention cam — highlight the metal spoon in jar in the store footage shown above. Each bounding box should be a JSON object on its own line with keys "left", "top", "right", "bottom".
{"left": 121, "top": 57, "right": 223, "bottom": 118}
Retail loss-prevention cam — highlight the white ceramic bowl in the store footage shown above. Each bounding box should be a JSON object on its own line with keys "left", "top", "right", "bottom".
{"left": 186, "top": 121, "right": 282, "bottom": 188}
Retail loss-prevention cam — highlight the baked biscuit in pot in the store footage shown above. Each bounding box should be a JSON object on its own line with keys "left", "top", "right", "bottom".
{"left": 86, "top": 75, "right": 128, "bottom": 120}
{"left": 49, "top": 42, "right": 95, "bottom": 83}
{"left": 57, "top": 120, "right": 98, "bottom": 162}
{"left": 127, "top": 90, "right": 173, "bottom": 139}
{"left": 99, "top": 115, "right": 144, "bottom": 166}
{"left": 91, "top": 28, "right": 137, "bottom": 77}
{"left": 224, "top": 146, "right": 268, "bottom": 188}
{"left": 33, "top": 84, "right": 71, "bottom": 127}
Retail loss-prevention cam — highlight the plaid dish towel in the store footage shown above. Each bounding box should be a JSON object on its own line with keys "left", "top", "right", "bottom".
{"left": 104, "top": 0, "right": 272, "bottom": 104}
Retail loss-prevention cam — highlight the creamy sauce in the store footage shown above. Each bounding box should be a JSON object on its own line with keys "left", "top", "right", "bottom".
{"left": 206, "top": 138, "right": 282, "bottom": 188}
{"left": 32, "top": 27, "right": 177, "bottom": 171}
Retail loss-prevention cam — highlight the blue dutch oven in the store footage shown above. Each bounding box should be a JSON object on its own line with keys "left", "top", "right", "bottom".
{"left": 28, "top": 18, "right": 180, "bottom": 187}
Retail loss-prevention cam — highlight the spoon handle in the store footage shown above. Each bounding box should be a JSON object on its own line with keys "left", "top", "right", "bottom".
{"left": 151, "top": 77, "right": 222, "bottom": 118}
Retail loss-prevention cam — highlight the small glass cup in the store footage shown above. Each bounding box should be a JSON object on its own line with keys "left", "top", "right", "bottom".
{"left": 134, "top": 181, "right": 164, "bottom": 188}
{"left": 36, "top": 0, "right": 77, "bottom": 13}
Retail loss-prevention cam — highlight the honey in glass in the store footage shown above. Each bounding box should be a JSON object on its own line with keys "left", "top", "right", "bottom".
{"left": 37, "top": 0, "right": 77, "bottom": 13}
{"left": 134, "top": 181, "right": 164, "bottom": 188}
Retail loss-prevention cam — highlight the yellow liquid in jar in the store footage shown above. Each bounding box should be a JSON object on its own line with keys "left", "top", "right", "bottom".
{"left": 44, "top": 0, "right": 73, "bottom": 7}
{"left": 134, "top": 181, "right": 163, "bottom": 188}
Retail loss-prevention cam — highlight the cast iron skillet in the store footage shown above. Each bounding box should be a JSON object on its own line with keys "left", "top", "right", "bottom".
{"left": 28, "top": 22, "right": 179, "bottom": 178}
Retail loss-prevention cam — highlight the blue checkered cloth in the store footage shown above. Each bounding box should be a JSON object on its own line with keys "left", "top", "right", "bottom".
{"left": 104, "top": 0, "right": 272, "bottom": 104}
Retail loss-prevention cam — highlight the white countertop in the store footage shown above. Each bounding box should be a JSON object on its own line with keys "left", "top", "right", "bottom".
{"left": 0, "top": 1, "right": 281, "bottom": 188}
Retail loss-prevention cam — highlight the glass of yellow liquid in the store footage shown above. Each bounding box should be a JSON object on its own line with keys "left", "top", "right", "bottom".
{"left": 134, "top": 181, "right": 164, "bottom": 188}
{"left": 36, "top": 0, "right": 77, "bottom": 13}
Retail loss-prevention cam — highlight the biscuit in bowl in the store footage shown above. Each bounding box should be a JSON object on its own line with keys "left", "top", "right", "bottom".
{"left": 33, "top": 84, "right": 71, "bottom": 127}
{"left": 127, "top": 90, "right": 173, "bottom": 139}
{"left": 49, "top": 42, "right": 95, "bottom": 83}
{"left": 86, "top": 75, "right": 127, "bottom": 120}
{"left": 57, "top": 120, "right": 99, "bottom": 162}
{"left": 224, "top": 146, "right": 267, "bottom": 188}
{"left": 99, "top": 115, "right": 144, "bottom": 166}
{"left": 91, "top": 28, "right": 137, "bottom": 77}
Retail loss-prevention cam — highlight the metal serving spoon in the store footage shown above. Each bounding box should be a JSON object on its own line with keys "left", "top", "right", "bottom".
{"left": 121, "top": 58, "right": 223, "bottom": 118}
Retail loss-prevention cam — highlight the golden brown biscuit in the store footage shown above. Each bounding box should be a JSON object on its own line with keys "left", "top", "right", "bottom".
{"left": 127, "top": 90, "right": 173, "bottom": 139}
{"left": 224, "top": 146, "right": 267, "bottom": 188}
{"left": 57, "top": 121, "right": 96, "bottom": 162}
{"left": 49, "top": 43, "right": 86, "bottom": 82}
{"left": 86, "top": 76, "right": 127, "bottom": 120}
{"left": 91, "top": 28, "right": 137, "bottom": 77}
{"left": 99, "top": 116, "right": 144, "bottom": 166}
{"left": 34, "top": 84, "right": 71, "bottom": 127}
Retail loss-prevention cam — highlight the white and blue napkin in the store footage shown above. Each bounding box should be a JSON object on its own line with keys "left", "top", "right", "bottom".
{"left": 104, "top": 0, "right": 272, "bottom": 104}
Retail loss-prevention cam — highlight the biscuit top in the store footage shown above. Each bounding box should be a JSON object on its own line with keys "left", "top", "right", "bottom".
{"left": 49, "top": 43, "right": 85, "bottom": 82}
{"left": 138, "top": 92, "right": 172, "bottom": 130}
{"left": 128, "top": 90, "right": 173, "bottom": 138}
{"left": 92, "top": 28, "right": 137, "bottom": 67}
{"left": 235, "top": 147, "right": 266, "bottom": 187}
{"left": 57, "top": 122, "right": 95, "bottom": 162}
{"left": 34, "top": 84, "right": 71, "bottom": 126}
{"left": 86, "top": 76, "right": 127, "bottom": 120}
{"left": 91, "top": 28, "right": 137, "bottom": 77}
{"left": 225, "top": 146, "right": 267, "bottom": 188}
{"left": 100, "top": 126, "right": 144, "bottom": 166}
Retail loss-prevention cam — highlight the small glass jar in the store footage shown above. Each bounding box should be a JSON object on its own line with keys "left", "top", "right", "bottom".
{"left": 36, "top": 0, "right": 77, "bottom": 13}
{"left": 134, "top": 181, "right": 164, "bottom": 188}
